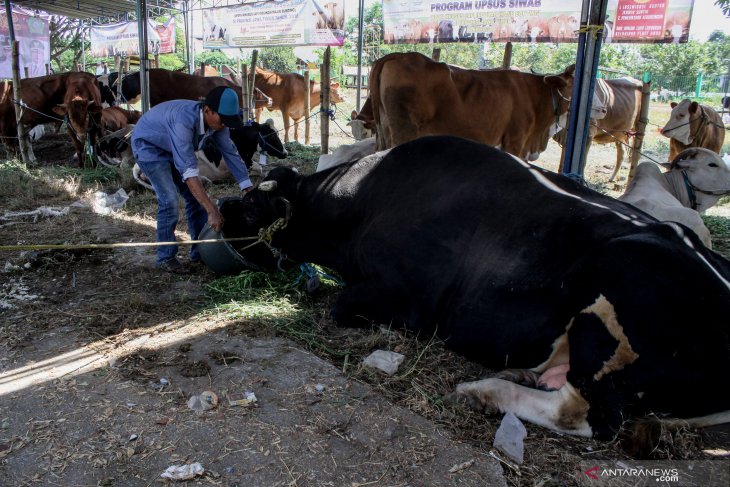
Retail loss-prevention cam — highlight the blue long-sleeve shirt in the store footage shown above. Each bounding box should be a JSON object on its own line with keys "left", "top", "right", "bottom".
{"left": 131, "top": 100, "right": 252, "bottom": 190}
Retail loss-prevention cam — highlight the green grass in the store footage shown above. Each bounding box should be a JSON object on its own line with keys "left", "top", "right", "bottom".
{"left": 704, "top": 214, "right": 730, "bottom": 259}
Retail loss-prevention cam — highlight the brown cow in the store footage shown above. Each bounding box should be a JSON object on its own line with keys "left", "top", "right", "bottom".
{"left": 554, "top": 77, "right": 642, "bottom": 181}
{"left": 252, "top": 66, "right": 345, "bottom": 143}
{"left": 661, "top": 99, "right": 725, "bottom": 161}
{"left": 348, "top": 97, "right": 376, "bottom": 140}
{"left": 0, "top": 72, "right": 101, "bottom": 164}
{"left": 368, "top": 52, "right": 576, "bottom": 160}
{"left": 52, "top": 73, "right": 102, "bottom": 166}
{"left": 100, "top": 106, "right": 142, "bottom": 132}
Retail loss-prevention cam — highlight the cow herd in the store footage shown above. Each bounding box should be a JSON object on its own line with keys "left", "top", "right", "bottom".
{"left": 2, "top": 57, "right": 730, "bottom": 456}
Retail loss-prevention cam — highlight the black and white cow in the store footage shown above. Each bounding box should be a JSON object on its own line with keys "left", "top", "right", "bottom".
{"left": 215, "top": 135, "right": 730, "bottom": 455}
{"left": 131, "top": 119, "right": 287, "bottom": 189}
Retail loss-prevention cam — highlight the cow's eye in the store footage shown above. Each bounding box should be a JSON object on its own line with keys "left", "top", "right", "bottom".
{"left": 709, "top": 163, "right": 719, "bottom": 167}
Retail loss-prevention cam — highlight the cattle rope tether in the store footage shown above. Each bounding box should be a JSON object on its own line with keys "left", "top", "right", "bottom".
{"left": 574, "top": 24, "right": 604, "bottom": 39}
{"left": 0, "top": 236, "right": 261, "bottom": 252}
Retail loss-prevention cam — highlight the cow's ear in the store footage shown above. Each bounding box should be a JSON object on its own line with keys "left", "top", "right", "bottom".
{"left": 544, "top": 73, "right": 568, "bottom": 90}
{"left": 670, "top": 102, "right": 677, "bottom": 109}
{"left": 563, "top": 64, "right": 576, "bottom": 76}
{"left": 264, "top": 118, "right": 275, "bottom": 129}
{"left": 350, "top": 110, "right": 357, "bottom": 120}
{"left": 689, "top": 101, "right": 699, "bottom": 114}
{"left": 670, "top": 148, "right": 699, "bottom": 169}
{"left": 331, "top": 82, "right": 340, "bottom": 89}
{"left": 53, "top": 104, "right": 67, "bottom": 116}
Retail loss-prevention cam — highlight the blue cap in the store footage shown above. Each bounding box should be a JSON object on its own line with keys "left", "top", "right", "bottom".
{"left": 205, "top": 86, "right": 243, "bottom": 129}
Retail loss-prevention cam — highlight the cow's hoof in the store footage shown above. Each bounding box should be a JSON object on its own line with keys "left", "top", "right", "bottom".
{"left": 448, "top": 382, "right": 500, "bottom": 415}
{"left": 492, "top": 369, "right": 540, "bottom": 387}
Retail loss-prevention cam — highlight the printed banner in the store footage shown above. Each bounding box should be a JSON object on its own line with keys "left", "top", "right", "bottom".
{"left": 605, "top": 0, "right": 693, "bottom": 43}
{"left": 0, "top": 8, "right": 50, "bottom": 78}
{"left": 90, "top": 18, "right": 176, "bottom": 58}
{"left": 382, "top": 0, "right": 693, "bottom": 44}
{"left": 202, "top": 0, "right": 345, "bottom": 48}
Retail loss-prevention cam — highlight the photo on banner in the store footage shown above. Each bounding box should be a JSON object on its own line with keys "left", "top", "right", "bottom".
{"left": 381, "top": 0, "right": 694, "bottom": 44}
{"left": 0, "top": 8, "right": 50, "bottom": 78}
{"left": 202, "top": 0, "right": 345, "bottom": 48}
{"left": 90, "top": 18, "right": 176, "bottom": 58}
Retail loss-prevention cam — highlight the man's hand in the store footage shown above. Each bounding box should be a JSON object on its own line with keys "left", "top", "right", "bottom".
{"left": 208, "top": 207, "right": 224, "bottom": 232}
{"left": 185, "top": 176, "right": 224, "bottom": 232}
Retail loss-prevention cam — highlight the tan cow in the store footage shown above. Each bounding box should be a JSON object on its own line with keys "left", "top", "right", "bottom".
{"left": 554, "top": 77, "right": 642, "bottom": 181}
{"left": 368, "top": 52, "right": 577, "bottom": 160}
{"left": 252, "top": 66, "right": 345, "bottom": 143}
{"left": 100, "top": 106, "right": 142, "bottom": 133}
{"left": 661, "top": 99, "right": 725, "bottom": 161}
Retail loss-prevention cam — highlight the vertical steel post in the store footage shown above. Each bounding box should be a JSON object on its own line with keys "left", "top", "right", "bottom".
{"left": 136, "top": 0, "right": 150, "bottom": 112}
{"left": 355, "top": 0, "right": 365, "bottom": 112}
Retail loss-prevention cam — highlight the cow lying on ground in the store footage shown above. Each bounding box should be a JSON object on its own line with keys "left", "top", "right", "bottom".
{"left": 214, "top": 136, "right": 730, "bottom": 456}
{"left": 100, "top": 106, "right": 142, "bottom": 132}
{"left": 554, "top": 77, "right": 642, "bottom": 181}
{"left": 132, "top": 119, "right": 287, "bottom": 189}
{"left": 661, "top": 99, "right": 725, "bottom": 161}
{"left": 368, "top": 52, "right": 604, "bottom": 160}
{"left": 103, "top": 69, "right": 272, "bottom": 109}
{"left": 619, "top": 148, "right": 730, "bottom": 248}
{"left": 252, "top": 66, "right": 345, "bottom": 143}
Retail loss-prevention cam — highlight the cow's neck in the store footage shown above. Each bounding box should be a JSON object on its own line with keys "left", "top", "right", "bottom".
{"left": 663, "top": 169, "right": 719, "bottom": 212}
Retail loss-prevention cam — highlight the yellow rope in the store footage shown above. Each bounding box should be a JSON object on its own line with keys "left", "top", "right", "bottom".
{"left": 0, "top": 236, "right": 258, "bottom": 252}
{"left": 574, "top": 24, "right": 604, "bottom": 39}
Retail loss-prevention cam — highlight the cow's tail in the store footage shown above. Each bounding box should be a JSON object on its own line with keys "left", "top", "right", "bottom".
{"left": 621, "top": 411, "right": 730, "bottom": 457}
{"left": 132, "top": 163, "right": 154, "bottom": 191}
{"left": 368, "top": 55, "right": 388, "bottom": 149}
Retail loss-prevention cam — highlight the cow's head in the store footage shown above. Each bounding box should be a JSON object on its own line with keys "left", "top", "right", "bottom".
{"left": 53, "top": 97, "right": 102, "bottom": 144}
{"left": 543, "top": 64, "right": 576, "bottom": 115}
{"left": 256, "top": 119, "right": 287, "bottom": 158}
{"left": 661, "top": 99, "right": 699, "bottom": 144}
{"left": 222, "top": 167, "right": 302, "bottom": 271}
{"left": 669, "top": 147, "right": 730, "bottom": 195}
{"left": 348, "top": 109, "right": 376, "bottom": 140}
{"left": 329, "top": 82, "right": 344, "bottom": 104}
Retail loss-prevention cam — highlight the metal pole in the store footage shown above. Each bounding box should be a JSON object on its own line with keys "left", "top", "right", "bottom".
{"left": 136, "top": 0, "right": 150, "bottom": 112}
{"left": 561, "top": 0, "right": 608, "bottom": 179}
{"left": 320, "top": 47, "right": 331, "bottom": 154}
{"left": 4, "top": 1, "right": 31, "bottom": 164}
{"left": 81, "top": 20, "right": 86, "bottom": 71}
{"left": 182, "top": 0, "right": 191, "bottom": 72}
{"left": 355, "top": 0, "right": 365, "bottom": 112}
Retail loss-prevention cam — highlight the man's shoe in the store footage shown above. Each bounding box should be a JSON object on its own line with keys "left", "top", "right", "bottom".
{"left": 158, "top": 258, "right": 190, "bottom": 274}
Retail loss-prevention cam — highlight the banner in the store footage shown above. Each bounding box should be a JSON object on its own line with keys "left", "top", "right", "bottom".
{"left": 202, "top": 0, "right": 345, "bottom": 48}
{"left": 382, "top": 0, "right": 693, "bottom": 44}
{"left": 90, "top": 18, "right": 176, "bottom": 58}
{"left": 0, "top": 8, "right": 50, "bottom": 78}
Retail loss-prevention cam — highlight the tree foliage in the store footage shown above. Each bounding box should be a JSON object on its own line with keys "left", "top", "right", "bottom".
{"left": 49, "top": 16, "right": 83, "bottom": 72}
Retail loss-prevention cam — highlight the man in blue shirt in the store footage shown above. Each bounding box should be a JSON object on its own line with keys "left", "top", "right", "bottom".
{"left": 132, "top": 86, "right": 252, "bottom": 274}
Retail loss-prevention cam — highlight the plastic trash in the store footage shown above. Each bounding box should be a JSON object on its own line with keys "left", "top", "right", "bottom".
{"left": 362, "top": 350, "right": 405, "bottom": 375}
{"left": 160, "top": 462, "right": 204, "bottom": 480}
{"left": 92, "top": 188, "right": 129, "bottom": 215}
{"left": 227, "top": 391, "right": 257, "bottom": 407}
{"left": 493, "top": 412, "right": 527, "bottom": 464}
{"left": 187, "top": 390, "right": 218, "bottom": 412}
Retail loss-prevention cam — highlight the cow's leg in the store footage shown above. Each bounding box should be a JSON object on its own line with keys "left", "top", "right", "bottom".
{"left": 452, "top": 378, "right": 592, "bottom": 437}
{"left": 292, "top": 117, "right": 300, "bottom": 142}
{"left": 609, "top": 138, "right": 625, "bottom": 182}
{"left": 282, "top": 110, "right": 291, "bottom": 143}
{"left": 68, "top": 129, "right": 83, "bottom": 167}
{"left": 255, "top": 108, "right": 262, "bottom": 123}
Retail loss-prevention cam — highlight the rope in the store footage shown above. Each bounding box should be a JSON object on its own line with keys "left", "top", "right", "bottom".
{"left": 14, "top": 100, "right": 66, "bottom": 124}
{"left": 0, "top": 235, "right": 260, "bottom": 252}
{"left": 574, "top": 24, "right": 604, "bottom": 39}
{"left": 590, "top": 121, "right": 667, "bottom": 166}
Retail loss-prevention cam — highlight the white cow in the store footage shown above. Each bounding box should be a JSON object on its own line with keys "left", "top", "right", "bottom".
{"left": 316, "top": 137, "right": 378, "bottom": 172}
{"left": 619, "top": 148, "right": 730, "bottom": 248}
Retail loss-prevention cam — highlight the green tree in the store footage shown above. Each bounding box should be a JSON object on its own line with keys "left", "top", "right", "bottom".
{"left": 257, "top": 47, "right": 298, "bottom": 72}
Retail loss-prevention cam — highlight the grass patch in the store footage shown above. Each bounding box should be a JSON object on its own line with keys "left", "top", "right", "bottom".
{"left": 704, "top": 214, "right": 730, "bottom": 259}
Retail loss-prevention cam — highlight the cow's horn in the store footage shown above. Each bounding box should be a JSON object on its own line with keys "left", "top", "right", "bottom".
{"left": 87, "top": 100, "right": 96, "bottom": 106}
{"left": 259, "top": 180, "right": 277, "bottom": 191}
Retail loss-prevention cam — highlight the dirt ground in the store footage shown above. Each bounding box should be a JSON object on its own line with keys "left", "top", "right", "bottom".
{"left": 1, "top": 90, "right": 730, "bottom": 486}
